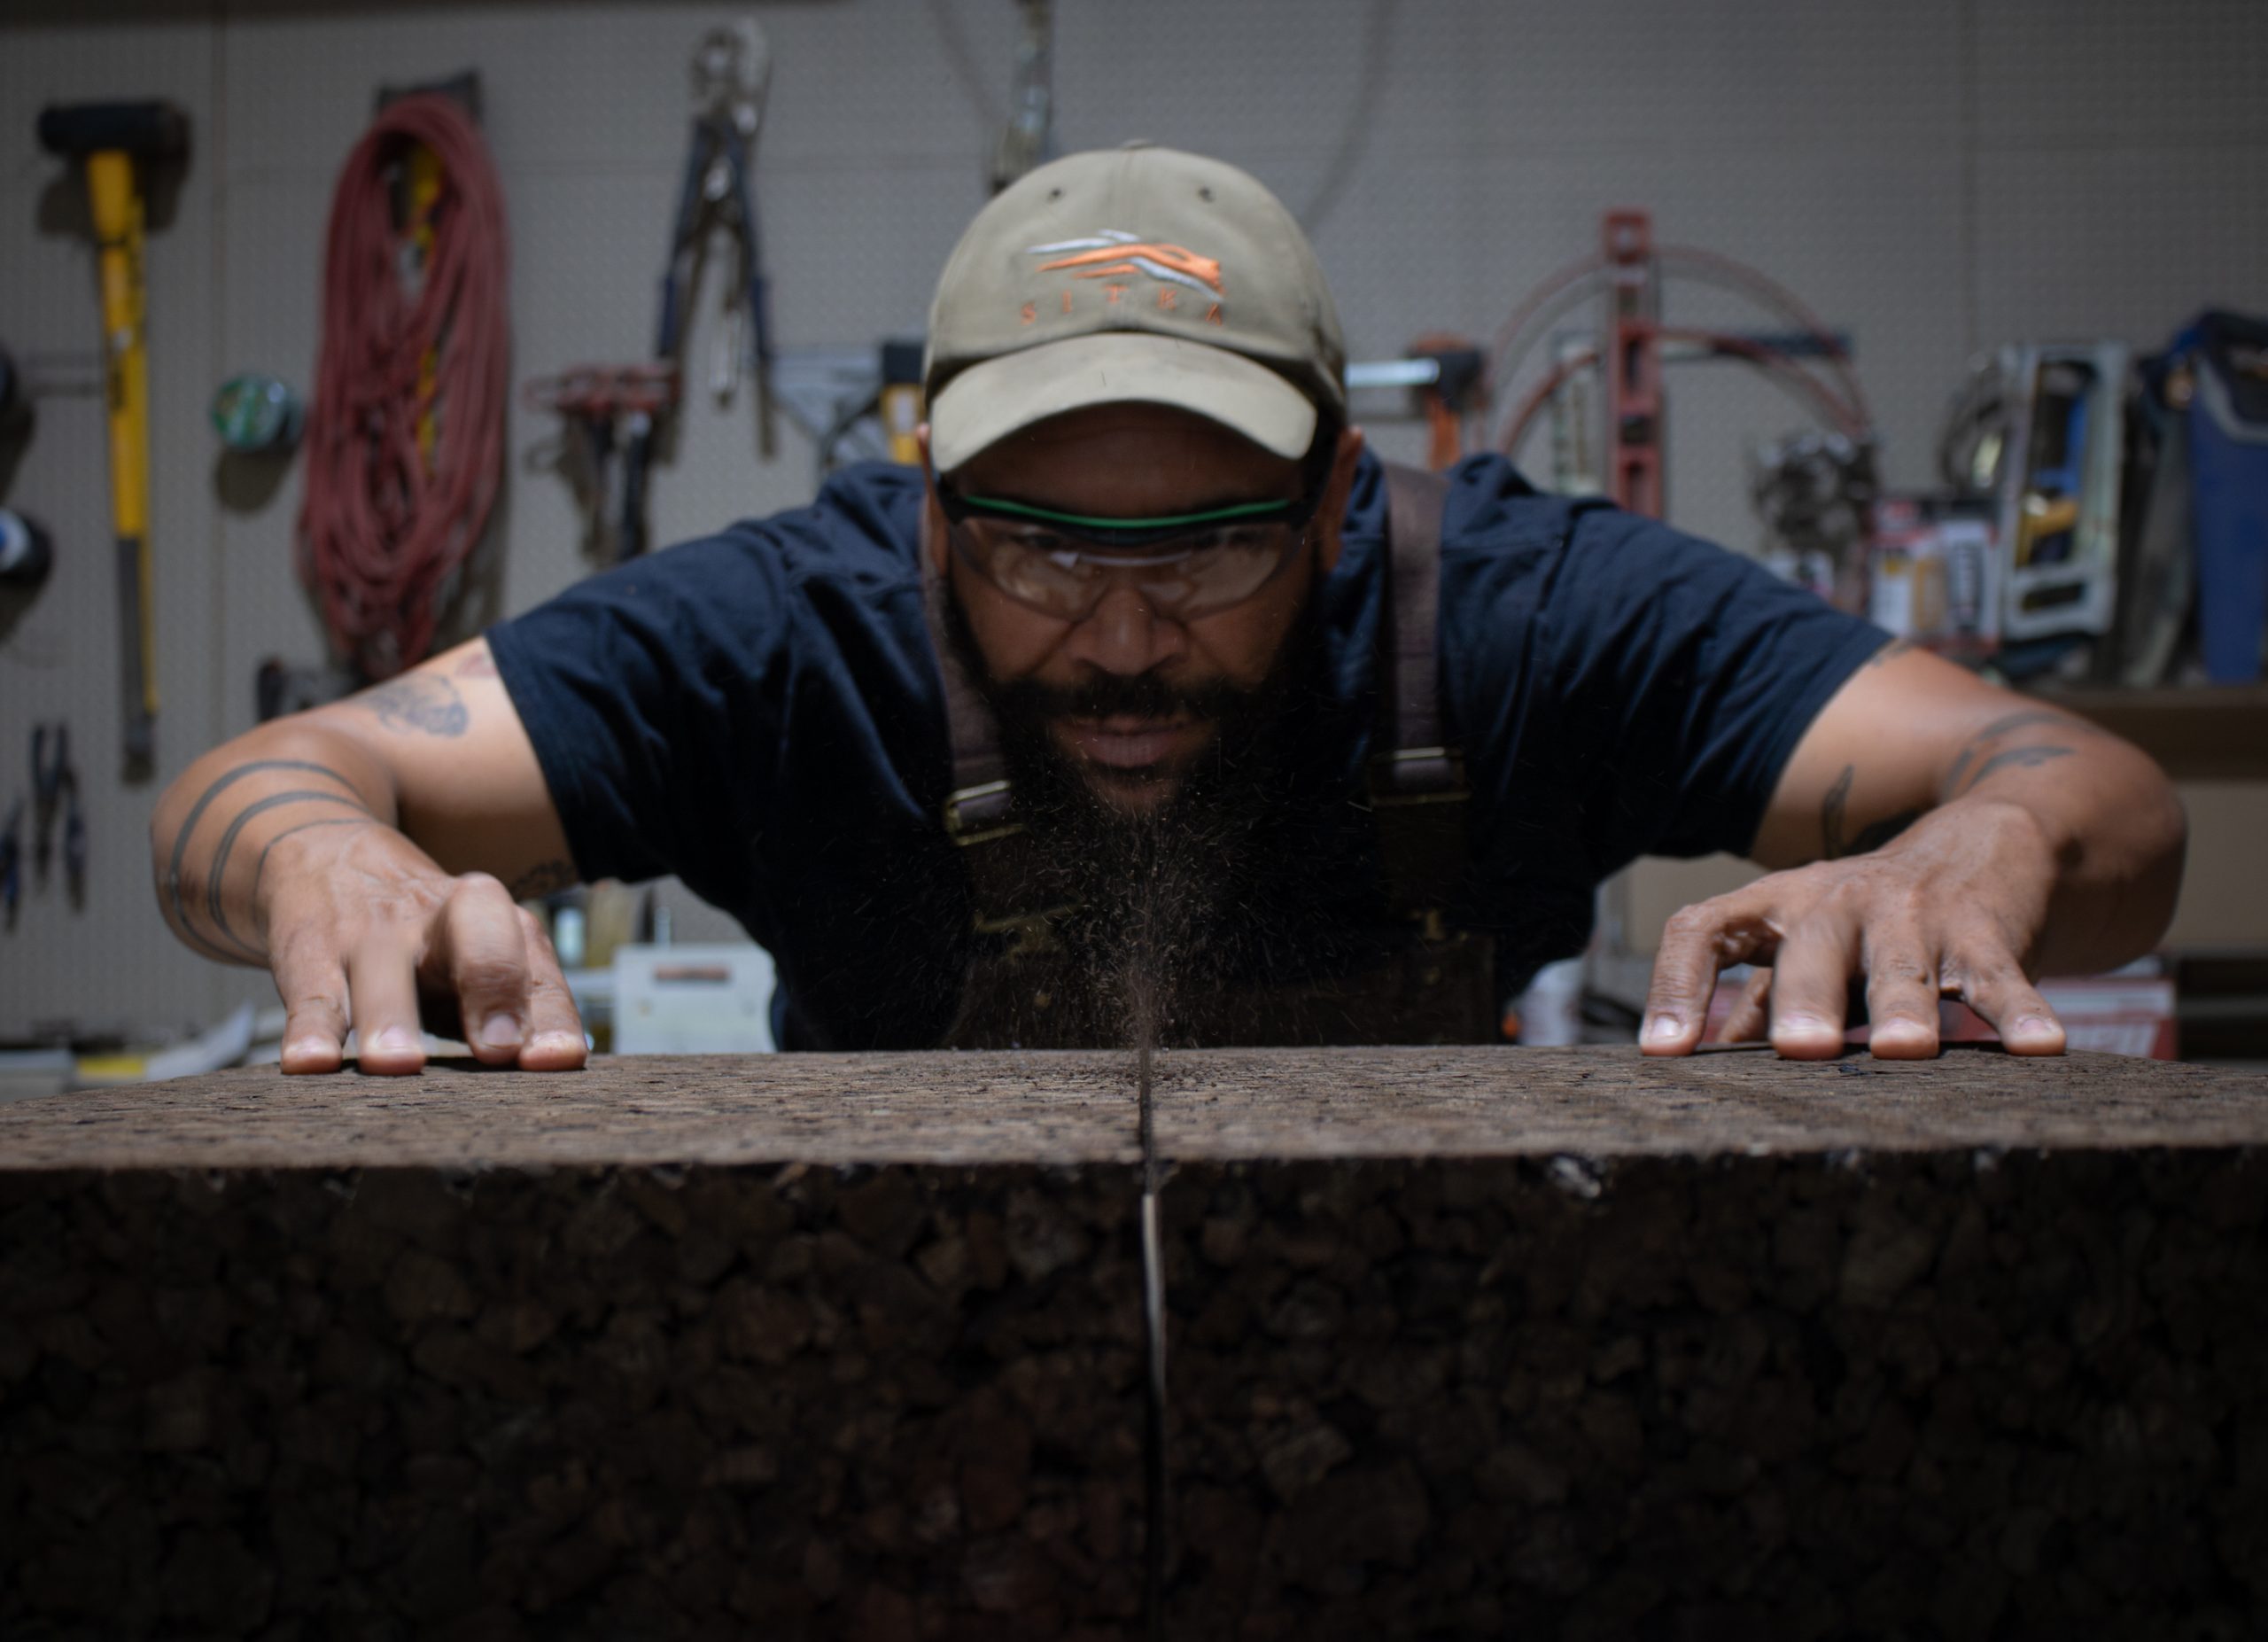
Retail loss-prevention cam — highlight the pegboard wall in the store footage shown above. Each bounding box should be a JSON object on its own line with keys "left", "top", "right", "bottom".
{"left": 2, "top": 0, "right": 2264, "bottom": 1041}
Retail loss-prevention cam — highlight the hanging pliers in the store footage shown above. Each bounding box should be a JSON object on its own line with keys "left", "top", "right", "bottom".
{"left": 0, "top": 798, "right": 20, "bottom": 928}
{"left": 31, "top": 722, "right": 85, "bottom": 905}
{"left": 618, "top": 20, "right": 776, "bottom": 561}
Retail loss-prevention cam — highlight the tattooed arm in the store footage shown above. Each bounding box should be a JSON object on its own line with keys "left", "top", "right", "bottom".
{"left": 149, "top": 638, "right": 587, "bottom": 1075}
{"left": 1642, "top": 641, "right": 2186, "bottom": 1060}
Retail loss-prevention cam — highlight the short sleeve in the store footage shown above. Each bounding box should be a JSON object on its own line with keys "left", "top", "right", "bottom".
{"left": 485, "top": 527, "right": 792, "bottom": 910}
{"left": 1442, "top": 462, "right": 1889, "bottom": 873}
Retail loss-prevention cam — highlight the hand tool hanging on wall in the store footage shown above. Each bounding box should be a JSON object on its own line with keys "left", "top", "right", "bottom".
{"left": 299, "top": 80, "right": 509, "bottom": 680}
{"left": 0, "top": 800, "right": 19, "bottom": 928}
{"left": 36, "top": 100, "right": 189, "bottom": 778}
{"left": 30, "top": 723, "right": 86, "bottom": 907}
{"left": 989, "top": 0, "right": 1056, "bottom": 195}
{"left": 617, "top": 21, "right": 775, "bottom": 562}
{"left": 521, "top": 363, "right": 680, "bottom": 562}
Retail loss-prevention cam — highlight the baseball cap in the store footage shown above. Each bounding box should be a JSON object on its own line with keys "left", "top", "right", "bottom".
{"left": 924, "top": 143, "right": 1348, "bottom": 473}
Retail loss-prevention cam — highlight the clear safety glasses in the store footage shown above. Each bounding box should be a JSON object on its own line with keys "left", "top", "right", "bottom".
{"left": 936, "top": 482, "right": 1326, "bottom": 623}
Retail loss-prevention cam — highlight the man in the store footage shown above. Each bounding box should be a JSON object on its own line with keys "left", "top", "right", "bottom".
{"left": 151, "top": 144, "right": 2185, "bottom": 1072}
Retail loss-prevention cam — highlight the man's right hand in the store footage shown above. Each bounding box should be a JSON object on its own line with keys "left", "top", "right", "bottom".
{"left": 260, "top": 820, "right": 587, "bottom": 1076}
{"left": 150, "top": 638, "right": 591, "bottom": 1075}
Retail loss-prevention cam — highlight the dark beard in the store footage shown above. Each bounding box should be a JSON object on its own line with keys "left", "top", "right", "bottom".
{"left": 937, "top": 579, "right": 1325, "bottom": 1015}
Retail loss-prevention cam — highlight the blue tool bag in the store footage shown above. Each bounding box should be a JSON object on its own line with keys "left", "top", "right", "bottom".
{"left": 2170, "top": 310, "right": 2268, "bottom": 681}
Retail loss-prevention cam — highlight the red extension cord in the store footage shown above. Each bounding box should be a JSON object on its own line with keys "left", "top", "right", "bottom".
{"left": 299, "top": 93, "right": 509, "bottom": 680}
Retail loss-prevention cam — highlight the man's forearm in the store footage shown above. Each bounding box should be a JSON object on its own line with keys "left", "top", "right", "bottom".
{"left": 1930, "top": 707, "right": 2186, "bottom": 976}
{"left": 149, "top": 722, "right": 405, "bottom": 966}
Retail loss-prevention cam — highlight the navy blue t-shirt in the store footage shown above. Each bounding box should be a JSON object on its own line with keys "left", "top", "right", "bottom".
{"left": 487, "top": 453, "right": 1885, "bottom": 1049}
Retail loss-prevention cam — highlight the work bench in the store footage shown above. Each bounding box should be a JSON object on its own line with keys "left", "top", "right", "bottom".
{"left": 3, "top": 1047, "right": 2264, "bottom": 1638}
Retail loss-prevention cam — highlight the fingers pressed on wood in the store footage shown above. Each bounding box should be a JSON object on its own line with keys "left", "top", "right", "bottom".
{"left": 273, "top": 938, "right": 350, "bottom": 1075}
{"left": 346, "top": 942, "right": 427, "bottom": 1075}
{"left": 1861, "top": 930, "right": 1942, "bottom": 1060}
{"left": 1767, "top": 906, "right": 1860, "bottom": 1061}
{"left": 436, "top": 874, "right": 532, "bottom": 1066}
{"left": 1957, "top": 954, "right": 2068, "bottom": 1056}
{"left": 515, "top": 907, "right": 589, "bottom": 1070}
{"left": 1641, "top": 895, "right": 1779, "bottom": 1056}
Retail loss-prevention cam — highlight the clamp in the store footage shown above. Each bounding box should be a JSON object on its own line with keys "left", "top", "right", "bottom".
{"left": 522, "top": 364, "right": 681, "bottom": 562}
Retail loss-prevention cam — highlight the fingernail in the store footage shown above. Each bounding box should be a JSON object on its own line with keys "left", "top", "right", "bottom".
{"left": 478, "top": 1013, "right": 520, "bottom": 1049}
{"left": 2014, "top": 1015, "right": 2055, "bottom": 1038}
{"left": 375, "top": 1027, "right": 422, "bottom": 1054}
{"left": 1644, "top": 1015, "right": 1682, "bottom": 1044}
{"left": 532, "top": 1031, "right": 582, "bottom": 1054}
{"left": 1776, "top": 1013, "right": 1832, "bottom": 1035}
{"left": 284, "top": 1038, "right": 327, "bottom": 1063}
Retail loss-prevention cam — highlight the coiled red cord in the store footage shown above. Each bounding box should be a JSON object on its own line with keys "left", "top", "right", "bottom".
{"left": 299, "top": 93, "right": 509, "bottom": 680}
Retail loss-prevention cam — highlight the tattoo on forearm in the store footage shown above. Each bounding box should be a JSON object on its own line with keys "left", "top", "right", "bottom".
{"left": 1942, "top": 708, "right": 2097, "bottom": 793}
{"left": 509, "top": 859, "right": 577, "bottom": 899}
{"left": 1815, "top": 704, "right": 2096, "bottom": 865}
{"left": 1865, "top": 638, "right": 1917, "bottom": 669}
{"left": 1820, "top": 764, "right": 1923, "bottom": 860}
{"left": 205, "top": 791, "right": 373, "bottom": 954}
{"left": 1957, "top": 743, "right": 2076, "bottom": 793}
{"left": 165, "top": 759, "right": 367, "bottom": 961}
{"left": 356, "top": 673, "right": 470, "bottom": 737}
{"left": 454, "top": 649, "right": 501, "bottom": 679}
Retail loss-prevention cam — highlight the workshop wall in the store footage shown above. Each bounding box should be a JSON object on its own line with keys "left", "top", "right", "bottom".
{"left": 3, "top": 0, "right": 2264, "bottom": 1042}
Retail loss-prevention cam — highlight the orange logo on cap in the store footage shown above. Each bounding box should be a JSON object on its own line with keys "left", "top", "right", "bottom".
{"left": 1026, "top": 230, "right": 1224, "bottom": 296}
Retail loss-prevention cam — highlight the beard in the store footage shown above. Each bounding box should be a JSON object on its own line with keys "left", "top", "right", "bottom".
{"left": 937, "top": 580, "right": 1327, "bottom": 1018}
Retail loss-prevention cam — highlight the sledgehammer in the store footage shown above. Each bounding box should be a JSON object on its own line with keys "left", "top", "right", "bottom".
{"left": 37, "top": 100, "right": 188, "bottom": 778}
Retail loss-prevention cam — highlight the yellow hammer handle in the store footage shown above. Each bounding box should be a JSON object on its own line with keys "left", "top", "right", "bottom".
{"left": 88, "top": 149, "right": 159, "bottom": 758}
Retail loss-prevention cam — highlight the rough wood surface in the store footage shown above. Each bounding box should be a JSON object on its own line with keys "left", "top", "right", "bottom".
{"left": 0, "top": 1046, "right": 2261, "bottom": 1172}
{"left": 0, "top": 1053, "right": 1144, "bottom": 1171}
{"left": 1148, "top": 1044, "right": 2268, "bottom": 1160}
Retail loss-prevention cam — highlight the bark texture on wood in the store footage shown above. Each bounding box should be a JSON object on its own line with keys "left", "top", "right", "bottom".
{"left": 1, "top": 1047, "right": 2264, "bottom": 1636}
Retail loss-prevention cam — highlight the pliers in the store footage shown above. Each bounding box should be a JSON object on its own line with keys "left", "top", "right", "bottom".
{"left": 0, "top": 798, "right": 19, "bottom": 927}
{"left": 31, "top": 722, "right": 84, "bottom": 905}
{"left": 618, "top": 20, "right": 775, "bottom": 561}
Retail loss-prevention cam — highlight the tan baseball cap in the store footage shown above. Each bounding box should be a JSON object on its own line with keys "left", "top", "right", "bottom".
{"left": 924, "top": 143, "right": 1347, "bottom": 473}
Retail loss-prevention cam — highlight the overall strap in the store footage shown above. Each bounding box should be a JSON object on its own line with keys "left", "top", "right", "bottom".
{"left": 925, "top": 571, "right": 1074, "bottom": 955}
{"left": 1371, "top": 461, "right": 1471, "bottom": 924}
{"left": 926, "top": 572, "right": 1012, "bottom": 838}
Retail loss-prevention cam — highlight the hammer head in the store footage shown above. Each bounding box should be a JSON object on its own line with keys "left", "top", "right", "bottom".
{"left": 36, "top": 101, "right": 189, "bottom": 160}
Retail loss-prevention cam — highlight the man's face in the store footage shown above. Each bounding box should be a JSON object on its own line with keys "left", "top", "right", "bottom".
{"left": 927, "top": 403, "right": 1363, "bottom": 813}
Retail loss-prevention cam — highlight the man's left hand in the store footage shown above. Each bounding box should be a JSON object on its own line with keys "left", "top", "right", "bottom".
{"left": 1639, "top": 798, "right": 2069, "bottom": 1059}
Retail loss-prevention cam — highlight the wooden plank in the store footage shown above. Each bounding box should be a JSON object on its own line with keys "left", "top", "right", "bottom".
{"left": 4, "top": 1045, "right": 2265, "bottom": 1635}
{"left": 0, "top": 1051, "right": 1142, "bottom": 1171}
{"left": 0, "top": 1046, "right": 2259, "bottom": 1172}
{"left": 1149, "top": 1044, "right": 2268, "bottom": 1159}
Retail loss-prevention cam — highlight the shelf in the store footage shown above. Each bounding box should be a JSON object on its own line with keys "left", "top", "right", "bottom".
{"left": 2033, "top": 684, "right": 2268, "bottom": 782}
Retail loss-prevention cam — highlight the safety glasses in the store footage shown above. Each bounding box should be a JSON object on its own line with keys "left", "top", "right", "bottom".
{"left": 936, "top": 479, "right": 1326, "bottom": 623}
